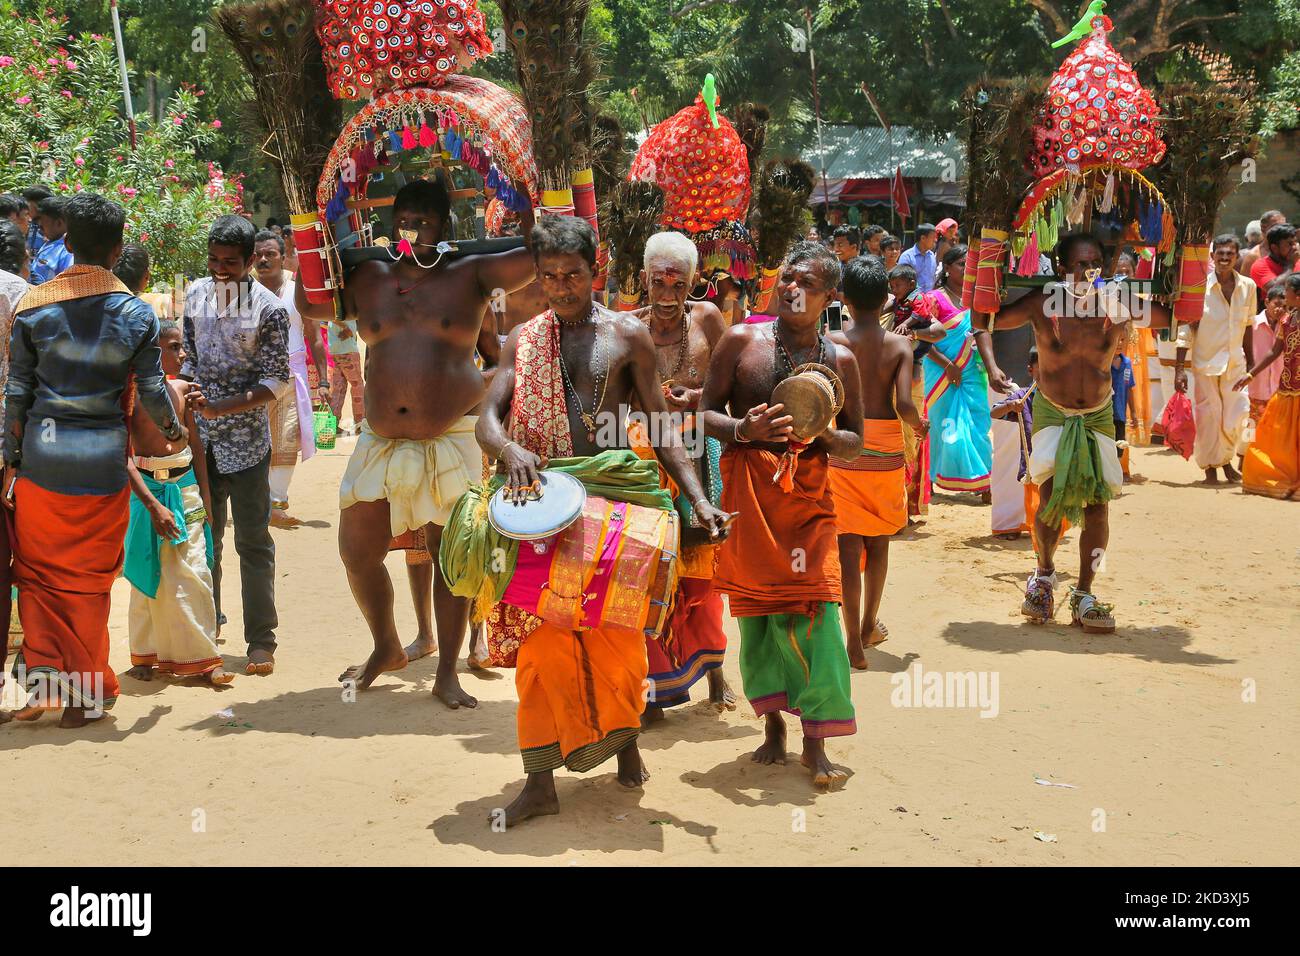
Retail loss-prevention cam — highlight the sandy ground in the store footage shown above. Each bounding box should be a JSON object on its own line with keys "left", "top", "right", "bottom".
{"left": 3, "top": 436, "right": 1297, "bottom": 866}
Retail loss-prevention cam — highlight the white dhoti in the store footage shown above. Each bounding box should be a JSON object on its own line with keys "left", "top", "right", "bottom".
{"left": 1027, "top": 394, "right": 1125, "bottom": 498}
{"left": 1192, "top": 363, "right": 1251, "bottom": 469}
{"left": 128, "top": 480, "right": 222, "bottom": 677}
{"left": 338, "top": 417, "right": 480, "bottom": 536}
{"left": 989, "top": 387, "right": 1025, "bottom": 534}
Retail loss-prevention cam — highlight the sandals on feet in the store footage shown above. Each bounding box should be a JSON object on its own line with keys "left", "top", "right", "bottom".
{"left": 1069, "top": 588, "right": 1115, "bottom": 633}
{"left": 1021, "top": 570, "right": 1057, "bottom": 624}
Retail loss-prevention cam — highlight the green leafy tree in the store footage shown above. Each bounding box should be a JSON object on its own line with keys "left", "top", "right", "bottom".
{"left": 0, "top": 3, "right": 242, "bottom": 281}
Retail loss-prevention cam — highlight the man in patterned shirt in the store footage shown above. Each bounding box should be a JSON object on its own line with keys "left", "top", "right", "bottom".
{"left": 182, "top": 215, "right": 292, "bottom": 676}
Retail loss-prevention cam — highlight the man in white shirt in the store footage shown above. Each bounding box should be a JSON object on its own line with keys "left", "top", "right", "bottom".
{"left": 1174, "top": 234, "right": 1256, "bottom": 484}
{"left": 252, "top": 229, "right": 329, "bottom": 527}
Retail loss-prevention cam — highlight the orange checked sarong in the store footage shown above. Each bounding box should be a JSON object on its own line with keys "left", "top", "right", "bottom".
{"left": 829, "top": 418, "right": 907, "bottom": 539}
{"left": 11, "top": 478, "right": 130, "bottom": 710}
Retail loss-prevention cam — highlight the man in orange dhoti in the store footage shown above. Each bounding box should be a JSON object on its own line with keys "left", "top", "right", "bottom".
{"left": 2, "top": 194, "right": 186, "bottom": 727}
{"left": 703, "top": 242, "right": 864, "bottom": 788}
{"left": 828, "top": 256, "right": 925, "bottom": 670}
{"left": 477, "top": 216, "right": 725, "bottom": 825}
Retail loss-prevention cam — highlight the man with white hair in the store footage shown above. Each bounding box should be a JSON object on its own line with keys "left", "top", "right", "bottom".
{"left": 632, "top": 230, "right": 736, "bottom": 723}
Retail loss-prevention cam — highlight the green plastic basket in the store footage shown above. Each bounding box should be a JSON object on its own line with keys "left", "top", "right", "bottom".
{"left": 313, "top": 407, "right": 338, "bottom": 450}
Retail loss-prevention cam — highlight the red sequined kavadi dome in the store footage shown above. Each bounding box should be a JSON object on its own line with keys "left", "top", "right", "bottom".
{"left": 1027, "top": 15, "right": 1165, "bottom": 176}
{"left": 629, "top": 94, "right": 752, "bottom": 234}
{"left": 314, "top": 0, "right": 493, "bottom": 100}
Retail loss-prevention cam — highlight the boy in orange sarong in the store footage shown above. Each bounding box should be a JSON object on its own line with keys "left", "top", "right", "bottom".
{"left": 1236, "top": 274, "right": 1300, "bottom": 500}
{"left": 476, "top": 216, "right": 726, "bottom": 826}
{"left": 829, "top": 256, "right": 930, "bottom": 670}
{"left": 702, "top": 241, "right": 865, "bottom": 789}
{"left": 2, "top": 193, "right": 186, "bottom": 727}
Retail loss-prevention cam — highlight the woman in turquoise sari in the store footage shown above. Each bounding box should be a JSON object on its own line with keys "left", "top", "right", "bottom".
{"left": 921, "top": 246, "right": 992, "bottom": 495}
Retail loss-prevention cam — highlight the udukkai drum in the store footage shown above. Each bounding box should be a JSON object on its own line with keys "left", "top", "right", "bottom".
{"left": 500, "top": 494, "right": 680, "bottom": 640}
{"left": 770, "top": 362, "right": 845, "bottom": 443}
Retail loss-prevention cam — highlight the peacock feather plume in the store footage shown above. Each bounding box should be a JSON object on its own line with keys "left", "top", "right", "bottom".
{"left": 495, "top": 0, "right": 596, "bottom": 194}
{"left": 603, "top": 179, "right": 665, "bottom": 293}
{"left": 754, "top": 158, "right": 814, "bottom": 269}
{"left": 215, "top": 0, "right": 340, "bottom": 214}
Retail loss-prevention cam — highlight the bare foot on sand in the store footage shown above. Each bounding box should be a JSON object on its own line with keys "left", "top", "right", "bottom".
{"left": 801, "top": 739, "right": 848, "bottom": 790}
{"left": 403, "top": 633, "right": 435, "bottom": 663}
{"left": 206, "top": 668, "right": 235, "bottom": 686}
{"left": 617, "top": 743, "right": 650, "bottom": 788}
{"left": 126, "top": 665, "right": 154, "bottom": 681}
{"left": 59, "top": 706, "right": 106, "bottom": 729}
{"left": 432, "top": 665, "right": 477, "bottom": 709}
{"left": 751, "top": 713, "right": 788, "bottom": 765}
{"left": 641, "top": 705, "right": 666, "bottom": 728}
{"left": 1224, "top": 463, "right": 1241, "bottom": 483}
{"left": 338, "top": 646, "right": 406, "bottom": 690}
{"left": 707, "top": 670, "right": 737, "bottom": 712}
{"left": 245, "top": 648, "right": 275, "bottom": 676}
{"left": 848, "top": 640, "right": 869, "bottom": 671}
{"left": 495, "top": 773, "right": 559, "bottom": 828}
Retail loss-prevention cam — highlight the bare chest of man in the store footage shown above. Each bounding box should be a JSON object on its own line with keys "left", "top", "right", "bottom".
{"left": 349, "top": 264, "right": 488, "bottom": 437}
{"left": 1033, "top": 314, "right": 1124, "bottom": 407}
{"left": 651, "top": 320, "right": 712, "bottom": 389}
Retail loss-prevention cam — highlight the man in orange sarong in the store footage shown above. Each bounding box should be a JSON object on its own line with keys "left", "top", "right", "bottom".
{"left": 829, "top": 256, "right": 927, "bottom": 670}
{"left": 702, "top": 241, "right": 864, "bottom": 789}
{"left": 476, "top": 216, "right": 727, "bottom": 826}
{"left": 1236, "top": 273, "right": 1300, "bottom": 500}
{"left": 1, "top": 193, "right": 186, "bottom": 727}
{"left": 629, "top": 231, "right": 735, "bottom": 721}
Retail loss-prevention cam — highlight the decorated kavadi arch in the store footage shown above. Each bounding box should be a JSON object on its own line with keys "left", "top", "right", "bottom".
{"left": 289, "top": 0, "right": 541, "bottom": 305}
{"left": 962, "top": 12, "right": 1256, "bottom": 332}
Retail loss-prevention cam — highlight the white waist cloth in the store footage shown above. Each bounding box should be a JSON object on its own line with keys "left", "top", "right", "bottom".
{"left": 338, "top": 417, "right": 481, "bottom": 536}
{"left": 136, "top": 446, "right": 193, "bottom": 472}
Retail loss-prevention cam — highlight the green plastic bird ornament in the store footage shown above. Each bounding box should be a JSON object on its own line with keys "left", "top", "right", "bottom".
{"left": 1051, "top": 0, "right": 1106, "bottom": 49}
{"left": 701, "top": 73, "right": 719, "bottom": 129}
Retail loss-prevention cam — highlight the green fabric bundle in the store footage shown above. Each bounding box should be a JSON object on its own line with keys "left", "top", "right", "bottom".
{"left": 1032, "top": 392, "right": 1116, "bottom": 529}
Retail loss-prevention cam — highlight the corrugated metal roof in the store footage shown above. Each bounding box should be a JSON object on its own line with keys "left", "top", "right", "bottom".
{"left": 804, "top": 125, "right": 966, "bottom": 180}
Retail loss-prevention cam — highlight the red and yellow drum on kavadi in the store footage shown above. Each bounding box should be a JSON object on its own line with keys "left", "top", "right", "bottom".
{"left": 489, "top": 472, "right": 680, "bottom": 638}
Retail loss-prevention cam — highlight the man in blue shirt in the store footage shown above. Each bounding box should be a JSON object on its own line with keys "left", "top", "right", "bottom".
{"left": 3, "top": 192, "right": 186, "bottom": 726}
{"left": 898, "top": 222, "right": 938, "bottom": 293}
{"left": 29, "top": 196, "right": 73, "bottom": 286}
